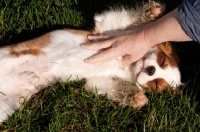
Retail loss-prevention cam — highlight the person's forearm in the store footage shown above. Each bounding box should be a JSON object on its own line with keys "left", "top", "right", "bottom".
{"left": 143, "top": 8, "right": 193, "bottom": 48}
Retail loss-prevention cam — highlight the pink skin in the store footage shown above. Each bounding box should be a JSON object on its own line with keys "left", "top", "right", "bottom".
{"left": 81, "top": 8, "right": 192, "bottom": 69}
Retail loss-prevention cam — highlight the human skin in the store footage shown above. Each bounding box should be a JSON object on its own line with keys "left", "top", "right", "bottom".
{"left": 80, "top": 8, "right": 193, "bottom": 69}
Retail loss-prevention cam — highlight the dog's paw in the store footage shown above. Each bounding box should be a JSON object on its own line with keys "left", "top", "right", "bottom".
{"left": 143, "top": 1, "right": 165, "bottom": 20}
{"left": 18, "top": 71, "right": 40, "bottom": 90}
{"left": 128, "top": 89, "right": 148, "bottom": 108}
{"left": 19, "top": 71, "right": 39, "bottom": 83}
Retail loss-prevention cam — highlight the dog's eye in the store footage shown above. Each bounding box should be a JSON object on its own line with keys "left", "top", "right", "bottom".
{"left": 157, "top": 52, "right": 166, "bottom": 67}
{"left": 159, "top": 58, "right": 165, "bottom": 66}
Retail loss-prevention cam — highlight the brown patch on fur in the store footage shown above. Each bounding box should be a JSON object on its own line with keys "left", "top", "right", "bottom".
{"left": 146, "top": 78, "right": 169, "bottom": 91}
{"left": 66, "top": 29, "right": 91, "bottom": 41}
{"left": 6, "top": 33, "right": 50, "bottom": 57}
{"left": 155, "top": 42, "right": 179, "bottom": 68}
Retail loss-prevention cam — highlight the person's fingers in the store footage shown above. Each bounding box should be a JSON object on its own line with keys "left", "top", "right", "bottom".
{"left": 84, "top": 45, "right": 123, "bottom": 63}
{"left": 80, "top": 37, "right": 117, "bottom": 50}
{"left": 80, "top": 40, "right": 111, "bottom": 50}
{"left": 88, "top": 35, "right": 109, "bottom": 40}
{"left": 120, "top": 55, "right": 133, "bottom": 68}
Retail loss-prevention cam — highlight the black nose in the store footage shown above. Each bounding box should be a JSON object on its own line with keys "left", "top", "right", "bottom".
{"left": 144, "top": 66, "right": 155, "bottom": 76}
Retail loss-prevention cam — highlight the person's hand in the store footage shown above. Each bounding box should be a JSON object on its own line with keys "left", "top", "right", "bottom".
{"left": 80, "top": 29, "right": 151, "bottom": 69}
{"left": 80, "top": 8, "right": 193, "bottom": 69}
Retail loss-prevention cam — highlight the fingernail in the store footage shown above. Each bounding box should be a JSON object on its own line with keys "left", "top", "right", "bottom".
{"left": 119, "top": 66, "right": 125, "bottom": 71}
{"left": 84, "top": 59, "right": 89, "bottom": 63}
{"left": 87, "top": 36, "right": 92, "bottom": 40}
{"left": 80, "top": 44, "right": 85, "bottom": 47}
{"left": 88, "top": 35, "right": 95, "bottom": 40}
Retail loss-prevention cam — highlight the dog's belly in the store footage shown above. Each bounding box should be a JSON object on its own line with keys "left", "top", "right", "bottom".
{"left": 40, "top": 29, "right": 134, "bottom": 82}
{"left": 0, "top": 29, "right": 135, "bottom": 100}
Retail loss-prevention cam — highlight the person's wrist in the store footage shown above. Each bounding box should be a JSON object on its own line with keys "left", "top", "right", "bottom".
{"left": 141, "top": 27, "right": 154, "bottom": 50}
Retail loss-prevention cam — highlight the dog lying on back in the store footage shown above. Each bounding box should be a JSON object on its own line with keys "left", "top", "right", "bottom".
{"left": 0, "top": 1, "right": 182, "bottom": 122}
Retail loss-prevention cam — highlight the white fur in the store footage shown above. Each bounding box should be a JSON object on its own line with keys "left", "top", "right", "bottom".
{"left": 0, "top": 3, "right": 181, "bottom": 122}
{"left": 95, "top": 8, "right": 140, "bottom": 32}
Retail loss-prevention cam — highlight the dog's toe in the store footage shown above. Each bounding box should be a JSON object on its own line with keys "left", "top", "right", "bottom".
{"left": 144, "top": 1, "right": 165, "bottom": 20}
{"left": 128, "top": 90, "right": 148, "bottom": 108}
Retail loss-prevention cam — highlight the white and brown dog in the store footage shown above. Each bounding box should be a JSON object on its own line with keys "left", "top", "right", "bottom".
{"left": 0, "top": 1, "right": 182, "bottom": 122}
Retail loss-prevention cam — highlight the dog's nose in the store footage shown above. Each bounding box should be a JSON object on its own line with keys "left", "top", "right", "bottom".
{"left": 144, "top": 66, "right": 155, "bottom": 76}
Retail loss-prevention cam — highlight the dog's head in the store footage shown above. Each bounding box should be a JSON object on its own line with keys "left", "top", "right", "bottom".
{"left": 131, "top": 42, "right": 182, "bottom": 91}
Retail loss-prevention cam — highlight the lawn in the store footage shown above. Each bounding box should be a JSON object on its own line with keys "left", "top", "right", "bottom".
{"left": 0, "top": 0, "right": 200, "bottom": 131}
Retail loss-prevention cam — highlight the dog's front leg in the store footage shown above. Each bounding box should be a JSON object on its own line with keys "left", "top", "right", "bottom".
{"left": 84, "top": 76, "right": 148, "bottom": 108}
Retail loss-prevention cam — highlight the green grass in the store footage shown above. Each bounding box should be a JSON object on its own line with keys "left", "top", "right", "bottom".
{"left": 0, "top": 0, "right": 200, "bottom": 131}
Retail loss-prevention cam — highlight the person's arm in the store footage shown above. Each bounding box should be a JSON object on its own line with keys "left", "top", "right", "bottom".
{"left": 144, "top": 8, "right": 192, "bottom": 45}
{"left": 81, "top": 0, "right": 199, "bottom": 68}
